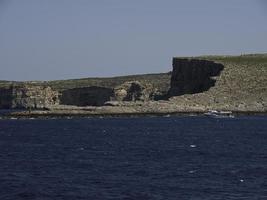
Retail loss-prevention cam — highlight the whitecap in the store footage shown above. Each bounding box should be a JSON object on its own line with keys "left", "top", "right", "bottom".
{"left": 189, "top": 170, "right": 196, "bottom": 173}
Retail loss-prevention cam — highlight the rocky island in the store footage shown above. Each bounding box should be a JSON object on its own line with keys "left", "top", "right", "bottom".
{"left": 0, "top": 54, "right": 266, "bottom": 118}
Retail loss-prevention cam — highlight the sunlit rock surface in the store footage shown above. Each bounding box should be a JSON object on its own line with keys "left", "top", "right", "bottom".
{"left": 0, "top": 85, "right": 59, "bottom": 109}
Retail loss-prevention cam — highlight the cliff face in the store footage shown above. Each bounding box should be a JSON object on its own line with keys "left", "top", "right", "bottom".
{"left": 0, "top": 87, "right": 13, "bottom": 109}
{"left": 60, "top": 86, "right": 113, "bottom": 106}
{"left": 0, "top": 59, "right": 225, "bottom": 109}
{"left": 168, "top": 55, "right": 267, "bottom": 112}
{"left": 168, "top": 58, "right": 224, "bottom": 96}
{"left": 59, "top": 81, "right": 159, "bottom": 106}
{"left": 0, "top": 85, "right": 59, "bottom": 109}
{"left": 1, "top": 54, "right": 266, "bottom": 113}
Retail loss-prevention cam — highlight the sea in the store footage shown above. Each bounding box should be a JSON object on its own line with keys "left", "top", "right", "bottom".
{"left": 0, "top": 115, "right": 267, "bottom": 200}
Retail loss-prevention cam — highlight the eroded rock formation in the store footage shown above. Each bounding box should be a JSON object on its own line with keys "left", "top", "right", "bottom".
{"left": 0, "top": 85, "right": 59, "bottom": 109}
{"left": 0, "top": 58, "right": 226, "bottom": 110}
{"left": 114, "top": 81, "right": 156, "bottom": 102}
{"left": 168, "top": 58, "right": 224, "bottom": 96}
{"left": 60, "top": 86, "right": 113, "bottom": 106}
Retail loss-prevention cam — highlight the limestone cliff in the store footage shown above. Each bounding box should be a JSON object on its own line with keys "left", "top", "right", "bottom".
{"left": 59, "top": 86, "right": 113, "bottom": 106}
{"left": 0, "top": 54, "right": 266, "bottom": 114}
{"left": 168, "top": 58, "right": 224, "bottom": 96}
{"left": 58, "top": 81, "right": 159, "bottom": 106}
{"left": 0, "top": 85, "right": 59, "bottom": 109}
{"left": 168, "top": 54, "right": 267, "bottom": 112}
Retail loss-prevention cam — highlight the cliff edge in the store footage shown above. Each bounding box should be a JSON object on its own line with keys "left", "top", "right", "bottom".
{"left": 0, "top": 53, "right": 266, "bottom": 116}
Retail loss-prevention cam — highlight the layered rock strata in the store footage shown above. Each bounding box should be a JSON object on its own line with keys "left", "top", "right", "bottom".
{"left": 0, "top": 85, "right": 59, "bottom": 109}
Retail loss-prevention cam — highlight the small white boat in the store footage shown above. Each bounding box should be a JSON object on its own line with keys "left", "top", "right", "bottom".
{"left": 204, "top": 110, "right": 234, "bottom": 118}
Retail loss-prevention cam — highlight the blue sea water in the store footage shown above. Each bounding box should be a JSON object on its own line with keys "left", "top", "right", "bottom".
{"left": 0, "top": 116, "right": 267, "bottom": 200}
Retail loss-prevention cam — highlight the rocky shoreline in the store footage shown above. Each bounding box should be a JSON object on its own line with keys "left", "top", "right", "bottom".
{"left": 1, "top": 101, "right": 266, "bottom": 119}
{"left": 1, "top": 111, "right": 266, "bottom": 120}
{"left": 1, "top": 54, "right": 266, "bottom": 117}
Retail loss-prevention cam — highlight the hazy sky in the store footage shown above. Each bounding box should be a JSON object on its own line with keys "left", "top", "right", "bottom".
{"left": 0, "top": 0, "right": 267, "bottom": 81}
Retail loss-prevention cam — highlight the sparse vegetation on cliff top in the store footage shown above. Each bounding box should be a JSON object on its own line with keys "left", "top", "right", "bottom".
{"left": 170, "top": 53, "right": 267, "bottom": 111}
{"left": 1, "top": 53, "right": 266, "bottom": 112}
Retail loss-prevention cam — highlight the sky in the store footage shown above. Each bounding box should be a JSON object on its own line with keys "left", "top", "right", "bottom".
{"left": 0, "top": 0, "right": 267, "bottom": 81}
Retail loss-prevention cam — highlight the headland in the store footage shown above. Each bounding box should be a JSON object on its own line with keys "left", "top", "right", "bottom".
{"left": 1, "top": 54, "right": 266, "bottom": 118}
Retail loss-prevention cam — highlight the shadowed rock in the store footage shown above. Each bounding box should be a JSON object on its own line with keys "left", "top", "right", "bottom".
{"left": 0, "top": 87, "right": 13, "bottom": 109}
{"left": 60, "top": 86, "right": 113, "bottom": 106}
{"left": 168, "top": 58, "right": 224, "bottom": 96}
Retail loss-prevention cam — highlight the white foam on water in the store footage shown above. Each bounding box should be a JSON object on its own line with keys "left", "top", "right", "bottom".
{"left": 189, "top": 170, "right": 196, "bottom": 173}
{"left": 190, "top": 145, "right": 197, "bottom": 148}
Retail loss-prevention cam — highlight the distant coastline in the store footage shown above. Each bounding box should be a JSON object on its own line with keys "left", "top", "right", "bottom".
{"left": 1, "top": 53, "right": 266, "bottom": 118}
